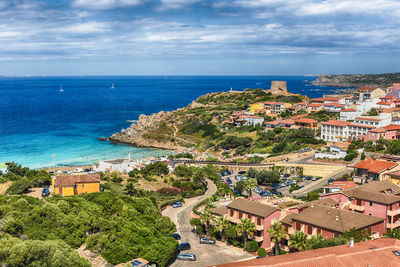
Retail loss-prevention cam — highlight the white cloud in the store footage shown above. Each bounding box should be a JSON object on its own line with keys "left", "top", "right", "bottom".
{"left": 72, "top": 0, "right": 142, "bottom": 9}
{"left": 159, "top": 0, "right": 199, "bottom": 10}
{"left": 61, "top": 22, "right": 110, "bottom": 34}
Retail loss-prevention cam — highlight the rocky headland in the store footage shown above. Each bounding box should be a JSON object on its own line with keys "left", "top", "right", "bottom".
{"left": 311, "top": 72, "right": 400, "bottom": 87}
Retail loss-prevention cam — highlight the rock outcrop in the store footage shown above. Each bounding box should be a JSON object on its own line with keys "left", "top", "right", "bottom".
{"left": 311, "top": 73, "right": 400, "bottom": 87}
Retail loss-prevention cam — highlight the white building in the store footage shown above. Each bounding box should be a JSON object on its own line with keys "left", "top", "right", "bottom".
{"left": 354, "top": 115, "right": 391, "bottom": 128}
{"left": 324, "top": 103, "right": 344, "bottom": 113}
{"left": 93, "top": 153, "right": 141, "bottom": 173}
{"left": 240, "top": 115, "right": 264, "bottom": 126}
{"left": 321, "top": 120, "right": 351, "bottom": 142}
{"left": 339, "top": 108, "right": 362, "bottom": 121}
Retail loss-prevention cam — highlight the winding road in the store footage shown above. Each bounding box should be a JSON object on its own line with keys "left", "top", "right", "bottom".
{"left": 162, "top": 181, "right": 254, "bottom": 267}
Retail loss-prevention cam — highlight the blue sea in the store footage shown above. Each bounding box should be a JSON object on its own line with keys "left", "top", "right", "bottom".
{"left": 0, "top": 76, "right": 337, "bottom": 169}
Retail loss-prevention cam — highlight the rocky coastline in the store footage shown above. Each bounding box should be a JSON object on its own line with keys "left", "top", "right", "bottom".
{"left": 311, "top": 72, "right": 400, "bottom": 87}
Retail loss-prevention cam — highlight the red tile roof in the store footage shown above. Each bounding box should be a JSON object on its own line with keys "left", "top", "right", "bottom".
{"left": 323, "top": 181, "right": 357, "bottom": 190}
{"left": 358, "top": 86, "right": 378, "bottom": 91}
{"left": 352, "top": 158, "right": 398, "bottom": 174}
{"left": 377, "top": 101, "right": 394, "bottom": 105}
{"left": 341, "top": 108, "right": 357, "bottom": 112}
{"left": 295, "top": 118, "right": 317, "bottom": 124}
{"left": 384, "top": 124, "right": 400, "bottom": 131}
{"left": 308, "top": 103, "right": 322, "bottom": 107}
{"left": 381, "top": 96, "right": 397, "bottom": 100}
{"left": 214, "top": 238, "right": 400, "bottom": 267}
{"left": 349, "top": 123, "right": 377, "bottom": 129}
{"left": 264, "top": 101, "right": 284, "bottom": 105}
{"left": 324, "top": 103, "right": 344, "bottom": 107}
{"left": 321, "top": 120, "right": 350, "bottom": 127}
{"left": 53, "top": 174, "right": 100, "bottom": 187}
{"left": 370, "top": 128, "right": 386, "bottom": 133}
{"left": 355, "top": 117, "right": 381, "bottom": 121}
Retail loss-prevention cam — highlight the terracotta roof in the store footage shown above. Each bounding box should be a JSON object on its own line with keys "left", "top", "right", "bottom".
{"left": 370, "top": 128, "right": 386, "bottom": 133}
{"left": 291, "top": 205, "right": 384, "bottom": 233}
{"left": 280, "top": 213, "right": 296, "bottom": 226}
{"left": 321, "top": 120, "right": 350, "bottom": 127}
{"left": 53, "top": 174, "right": 100, "bottom": 187}
{"left": 323, "top": 181, "right": 357, "bottom": 190}
{"left": 384, "top": 124, "right": 400, "bottom": 131}
{"left": 341, "top": 108, "right": 357, "bottom": 112}
{"left": 280, "top": 119, "right": 295, "bottom": 124}
{"left": 352, "top": 158, "right": 398, "bottom": 174}
{"left": 210, "top": 206, "right": 228, "bottom": 216}
{"left": 332, "top": 142, "right": 349, "bottom": 150}
{"left": 294, "top": 118, "right": 317, "bottom": 124}
{"left": 355, "top": 117, "right": 382, "bottom": 121}
{"left": 358, "top": 86, "right": 378, "bottom": 91}
{"left": 348, "top": 123, "right": 376, "bottom": 129}
{"left": 227, "top": 198, "right": 279, "bottom": 218}
{"left": 264, "top": 101, "right": 284, "bottom": 105}
{"left": 296, "top": 198, "right": 337, "bottom": 209}
{"left": 214, "top": 238, "right": 400, "bottom": 267}
{"left": 381, "top": 96, "right": 397, "bottom": 99}
{"left": 265, "top": 121, "right": 281, "bottom": 125}
{"left": 377, "top": 101, "right": 393, "bottom": 105}
{"left": 308, "top": 103, "right": 322, "bottom": 107}
{"left": 311, "top": 97, "right": 325, "bottom": 102}
{"left": 324, "top": 103, "right": 344, "bottom": 108}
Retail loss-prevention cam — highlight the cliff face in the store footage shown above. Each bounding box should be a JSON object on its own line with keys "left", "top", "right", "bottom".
{"left": 311, "top": 73, "right": 400, "bottom": 87}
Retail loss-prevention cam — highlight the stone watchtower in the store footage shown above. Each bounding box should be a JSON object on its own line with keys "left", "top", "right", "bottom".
{"left": 265, "top": 81, "right": 291, "bottom": 95}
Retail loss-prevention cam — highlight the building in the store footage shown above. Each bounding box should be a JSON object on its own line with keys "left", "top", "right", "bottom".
{"left": 322, "top": 181, "right": 357, "bottom": 194}
{"left": 353, "top": 86, "right": 386, "bottom": 101}
{"left": 384, "top": 124, "right": 400, "bottom": 140}
{"left": 354, "top": 116, "right": 391, "bottom": 128}
{"left": 339, "top": 108, "right": 361, "bottom": 121}
{"left": 307, "top": 103, "right": 323, "bottom": 113}
{"left": 324, "top": 102, "right": 344, "bottom": 113}
{"left": 352, "top": 158, "right": 399, "bottom": 183}
{"left": 315, "top": 142, "right": 349, "bottom": 159}
{"left": 282, "top": 205, "right": 384, "bottom": 239}
{"left": 294, "top": 118, "right": 318, "bottom": 129}
{"left": 360, "top": 128, "right": 387, "bottom": 142}
{"left": 320, "top": 120, "right": 351, "bottom": 142}
{"left": 249, "top": 102, "right": 265, "bottom": 114}
{"left": 94, "top": 153, "right": 141, "bottom": 173}
{"left": 322, "top": 180, "right": 400, "bottom": 231}
{"left": 239, "top": 115, "right": 264, "bottom": 126}
{"left": 224, "top": 198, "right": 281, "bottom": 249}
{"left": 51, "top": 174, "right": 101, "bottom": 196}
{"left": 264, "top": 102, "right": 286, "bottom": 114}
{"left": 214, "top": 238, "right": 400, "bottom": 267}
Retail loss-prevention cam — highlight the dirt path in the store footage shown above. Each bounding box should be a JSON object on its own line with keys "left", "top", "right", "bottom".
{"left": 77, "top": 244, "right": 109, "bottom": 267}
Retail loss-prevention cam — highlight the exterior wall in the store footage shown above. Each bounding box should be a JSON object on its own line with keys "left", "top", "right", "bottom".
{"left": 290, "top": 221, "right": 336, "bottom": 239}
{"left": 321, "top": 124, "right": 348, "bottom": 142}
{"left": 75, "top": 182, "right": 100, "bottom": 194}
{"left": 55, "top": 186, "right": 74, "bottom": 196}
{"left": 250, "top": 103, "right": 264, "bottom": 114}
{"left": 261, "top": 210, "right": 281, "bottom": 249}
{"left": 340, "top": 111, "right": 362, "bottom": 121}
{"left": 322, "top": 192, "right": 349, "bottom": 207}
{"left": 386, "top": 130, "right": 398, "bottom": 140}
{"left": 371, "top": 88, "right": 386, "bottom": 99}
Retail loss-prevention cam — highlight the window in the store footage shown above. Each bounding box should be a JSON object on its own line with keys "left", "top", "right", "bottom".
{"left": 307, "top": 225, "right": 313, "bottom": 235}
{"left": 296, "top": 222, "right": 301, "bottom": 231}
{"left": 230, "top": 210, "right": 234, "bottom": 217}
{"left": 82, "top": 184, "right": 84, "bottom": 188}
{"left": 369, "top": 201, "right": 373, "bottom": 207}
{"left": 239, "top": 212, "right": 243, "bottom": 219}
{"left": 356, "top": 199, "right": 362, "bottom": 206}
{"left": 248, "top": 215, "right": 252, "bottom": 221}
{"left": 257, "top": 217, "right": 262, "bottom": 225}
{"left": 317, "top": 228, "right": 322, "bottom": 235}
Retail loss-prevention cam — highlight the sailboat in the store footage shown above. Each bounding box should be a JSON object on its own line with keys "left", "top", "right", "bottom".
{"left": 59, "top": 85, "right": 64, "bottom": 93}
{"left": 110, "top": 83, "right": 115, "bottom": 89}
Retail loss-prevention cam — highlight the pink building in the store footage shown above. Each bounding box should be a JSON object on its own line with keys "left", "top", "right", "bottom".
{"left": 352, "top": 158, "right": 398, "bottom": 183}
{"left": 322, "top": 180, "right": 400, "bottom": 232}
{"left": 384, "top": 124, "right": 400, "bottom": 140}
{"left": 224, "top": 198, "right": 281, "bottom": 249}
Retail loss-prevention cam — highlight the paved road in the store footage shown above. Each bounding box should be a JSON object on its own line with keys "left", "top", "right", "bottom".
{"left": 162, "top": 181, "right": 254, "bottom": 267}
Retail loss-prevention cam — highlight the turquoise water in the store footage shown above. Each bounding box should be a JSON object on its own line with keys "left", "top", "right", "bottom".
{"left": 0, "top": 76, "right": 332, "bottom": 169}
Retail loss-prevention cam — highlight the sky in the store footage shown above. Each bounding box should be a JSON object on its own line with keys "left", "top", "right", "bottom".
{"left": 0, "top": 0, "right": 399, "bottom": 75}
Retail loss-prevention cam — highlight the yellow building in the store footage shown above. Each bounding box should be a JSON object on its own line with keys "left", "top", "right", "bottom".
{"left": 52, "top": 174, "right": 101, "bottom": 196}
{"left": 249, "top": 102, "right": 264, "bottom": 114}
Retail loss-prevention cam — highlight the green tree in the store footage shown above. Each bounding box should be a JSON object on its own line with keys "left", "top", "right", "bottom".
{"left": 244, "top": 178, "right": 257, "bottom": 197}
{"left": 200, "top": 209, "right": 215, "bottom": 235}
{"left": 236, "top": 218, "right": 256, "bottom": 249}
{"left": 289, "top": 231, "right": 308, "bottom": 252}
{"left": 267, "top": 222, "right": 287, "bottom": 256}
{"left": 214, "top": 215, "right": 230, "bottom": 242}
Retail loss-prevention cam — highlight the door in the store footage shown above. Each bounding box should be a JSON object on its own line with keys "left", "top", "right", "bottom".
{"left": 59, "top": 187, "right": 63, "bottom": 196}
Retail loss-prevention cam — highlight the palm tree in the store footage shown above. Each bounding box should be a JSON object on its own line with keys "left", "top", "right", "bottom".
{"left": 244, "top": 178, "right": 257, "bottom": 197}
{"left": 200, "top": 209, "right": 215, "bottom": 235}
{"left": 267, "top": 222, "right": 287, "bottom": 255}
{"left": 289, "top": 231, "right": 308, "bottom": 252}
{"left": 236, "top": 218, "right": 256, "bottom": 249}
{"left": 214, "top": 215, "right": 230, "bottom": 241}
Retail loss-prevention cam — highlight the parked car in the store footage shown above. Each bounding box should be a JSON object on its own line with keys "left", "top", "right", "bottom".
{"left": 283, "top": 173, "right": 290, "bottom": 178}
{"left": 177, "top": 253, "right": 196, "bottom": 261}
{"left": 226, "top": 178, "right": 232, "bottom": 184}
{"left": 328, "top": 179, "right": 335, "bottom": 184}
{"left": 41, "top": 187, "right": 49, "bottom": 197}
{"left": 260, "top": 190, "right": 272, "bottom": 197}
{"left": 238, "top": 171, "right": 246, "bottom": 175}
{"left": 226, "top": 170, "right": 233, "bottom": 175}
{"left": 311, "top": 177, "right": 317, "bottom": 181}
{"left": 178, "top": 243, "right": 191, "bottom": 251}
{"left": 200, "top": 237, "right": 216, "bottom": 245}
{"left": 172, "top": 202, "right": 183, "bottom": 208}
{"left": 270, "top": 189, "right": 282, "bottom": 196}
{"left": 171, "top": 233, "right": 181, "bottom": 240}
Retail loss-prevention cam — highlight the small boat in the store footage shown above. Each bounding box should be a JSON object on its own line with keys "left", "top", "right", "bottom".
{"left": 59, "top": 85, "right": 64, "bottom": 93}
{"left": 110, "top": 83, "right": 115, "bottom": 89}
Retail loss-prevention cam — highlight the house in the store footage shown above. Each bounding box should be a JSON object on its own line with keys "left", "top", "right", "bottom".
{"left": 93, "top": 153, "right": 141, "bottom": 173}
{"left": 294, "top": 118, "right": 318, "bottom": 129}
{"left": 324, "top": 102, "right": 344, "bottom": 113}
{"left": 377, "top": 96, "right": 396, "bottom": 109}
{"left": 264, "top": 102, "right": 286, "bottom": 114}
{"left": 354, "top": 116, "right": 391, "bottom": 128}
{"left": 51, "top": 174, "right": 101, "bottom": 196}
{"left": 360, "top": 128, "right": 387, "bottom": 142}
{"left": 322, "top": 180, "right": 400, "bottom": 231}
{"left": 384, "top": 124, "right": 400, "bottom": 140}
{"left": 224, "top": 198, "right": 281, "bottom": 249}
{"left": 293, "top": 102, "right": 308, "bottom": 112}
{"left": 339, "top": 108, "right": 361, "bottom": 121}
{"left": 0, "top": 162, "right": 8, "bottom": 174}
{"left": 239, "top": 115, "right": 264, "bottom": 126}
{"left": 387, "top": 83, "right": 400, "bottom": 99}
{"left": 249, "top": 102, "right": 265, "bottom": 114}
{"left": 307, "top": 103, "right": 323, "bottom": 113}
{"left": 320, "top": 120, "right": 351, "bottom": 142}
{"left": 322, "top": 181, "right": 357, "bottom": 194}
{"left": 279, "top": 118, "right": 295, "bottom": 128}
{"left": 265, "top": 120, "right": 282, "bottom": 129}
{"left": 387, "top": 171, "right": 400, "bottom": 185}
{"left": 315, "top": 142, "right": 349, "bottom": 159}
{"left": 213, "top": 238, "right": 400, "bottom": 267}
{"left": 282, "top": 205, "right": 384, "bottom": 239}
{"left": 353, "top": 86, "right": 386, "bottom": 101}
{"left": 352, "top": 158, "right": 399, "bottom": 183}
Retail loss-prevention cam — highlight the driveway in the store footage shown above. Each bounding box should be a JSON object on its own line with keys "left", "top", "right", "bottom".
{"left": 162, "top": 181, "right": 254, "bottom": 267}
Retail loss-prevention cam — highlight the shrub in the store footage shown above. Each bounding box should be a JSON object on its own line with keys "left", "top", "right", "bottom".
{"left": 257, "top": 248, "right": 267, "bottom": 257}
{"left": 245, "top": 241, "right": 259, "bottom": 252}
{"left": 6, "top": 179, "right": 32, "bottom": 195}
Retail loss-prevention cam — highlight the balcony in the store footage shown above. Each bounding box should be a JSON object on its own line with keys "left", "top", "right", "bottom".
{"left": 256, "top": 224, "right": 264, "bottom": 231}
{"left": 387, "top": 208, "right": 400, "bottom": 217}
{"left": 227, "top": 216, "right": 241, "bottom": 224}
{"left": 349, "top": 203, "right": 365, "bottom": 212}
{"left": 254, "top": 236, "right": 264, "bottom": 242}
{"left": 387, "top": 221, "right": 400, "bottom": 229}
